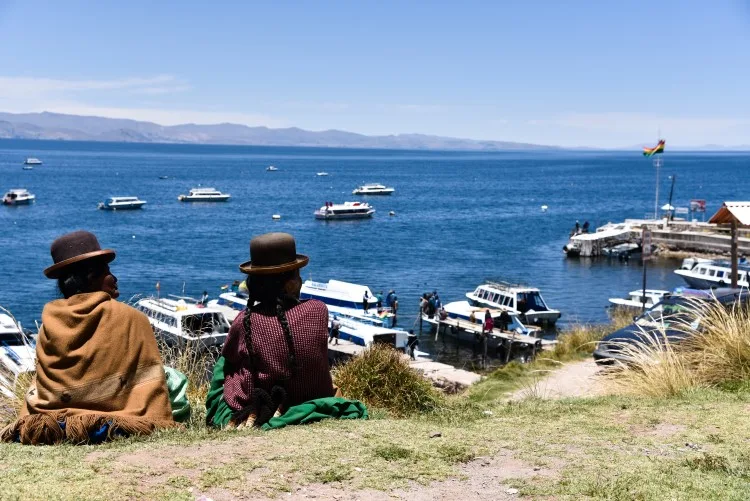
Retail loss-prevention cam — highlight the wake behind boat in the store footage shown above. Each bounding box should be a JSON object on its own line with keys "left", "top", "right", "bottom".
{"left": 315, "top": 202, "right": 374, "bottom": 220}
{"left": 178, "top": 187, "right": 231, "bottom": 202}
{"left": 352, "top": 183, "right": 394, "bottom": 195}
{"left": 98, "top": 196, "right": 147, "bottom": 211}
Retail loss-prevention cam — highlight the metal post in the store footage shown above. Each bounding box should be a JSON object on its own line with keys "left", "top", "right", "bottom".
{"left": 653, "top": 156, "right": 662, "bottom": 219}
{"left": 667, "top": 174, "right": 676, "bottom": 222}
{"left": 641, "top": 226, "right": 652, "bottom": 312}
{"left": 731, "top": 220, "right": 739, "bottom": 288}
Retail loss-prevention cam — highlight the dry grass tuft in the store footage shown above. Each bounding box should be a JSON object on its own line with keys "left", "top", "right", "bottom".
{"left": 601, "top": 329, "right": 696, "bottom": 397}
{"left": 332, "top": 344, "right": 443, "bottom": 417}
{"left": 678, "top": 298, "right": 750, "bottom": 386}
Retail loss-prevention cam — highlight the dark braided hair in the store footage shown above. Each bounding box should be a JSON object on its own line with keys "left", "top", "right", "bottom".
{"left": 241, "top": 270, "right": 300, "bottom": 377}
{"left": 57, "top": 259, "right": 109, "bottom": 299}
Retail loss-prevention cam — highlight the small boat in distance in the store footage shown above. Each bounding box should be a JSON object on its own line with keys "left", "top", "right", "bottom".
{"left": 2, "top": 189, "right": 36, "bottom": 206}
{"left": 98, "top": 196, "right": 147, "bottom": 211}
{"left": 317, "top": 172, "right": 329, "bottom": 176}
{"left": 178, "top": 188, "right": 231, "bottom": 202}
{"left": 314, "top": 202, "right": 375, "bottom": 220}
{"left": 23, "top": 158, "right": 42, "bottom": 166}
{"left": 266, "top": 165, "right": 278, "bottom": 172}
{"left": 352, "top": 183, "right": 395, "bottom": 195}
{"left": 158, "top": 175, "right": 170, "bottom": 180}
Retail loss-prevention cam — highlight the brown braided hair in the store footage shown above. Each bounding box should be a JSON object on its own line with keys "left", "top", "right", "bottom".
{"left": 241, "top": 270, "right": 299, "bottom": 377}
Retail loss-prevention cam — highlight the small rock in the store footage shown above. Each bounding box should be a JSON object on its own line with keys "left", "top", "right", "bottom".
{"left": 354, "top": 467, "right": 362, "bottom": 472}
{"left": 429, "top": 431, "right": 442, "bottom": 438}
{"left": 686, "top": 442, "right": 700, "bottom": 450}
{"left": 533, "top": 467, "right": 541, "bottom": 471}
{"left": 506, "top": 488, "right": 519, "bottom": 495}
{"left": 483, "top": 410, "right": 493, "bottom": 416}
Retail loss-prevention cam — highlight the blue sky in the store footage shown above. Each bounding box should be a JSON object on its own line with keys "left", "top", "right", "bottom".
{"left": 1, "top": 1, "right": 749, "bottom": 147}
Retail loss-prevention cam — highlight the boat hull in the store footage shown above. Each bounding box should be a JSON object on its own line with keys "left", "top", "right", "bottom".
{"left": 314, "top": 211, "right": 374, "bottom": 220}
{"left": 99, "top": 203, "right": 146, "bottom": 210}
{"left": 2, "top": 198, "right": 34, "bottom": 206}
{"left": 178, "top": 195, "right": 231, "bottom": 202}
{"left": 352, "top": 190, "right": 394, "bottom": 195}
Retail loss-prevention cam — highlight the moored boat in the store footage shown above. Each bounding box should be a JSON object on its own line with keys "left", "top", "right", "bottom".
{"left": 352, "top": 183, "right": 394, "bottom": 195}
{"left": 465, "top": 282, "right": 561, "bottom": 326}
{"left": 23, "top": 157, "right": 42, "bottom": 166}
{"left": 98, "top": 196, "right": 147, "bottom": 211}
{"left": 266, "top": 165, "right": 278, "bottom": 172}
{"left": 2, "top": 189, "right": 36, "bottom": 206}
{"left": 135, "top": 297, "right": 231, "bottom": 348}
{"left": 0, "top": 314, "right": 36, "bottom": 398}
{"left": 674, "top": 259, "right": 750, "bottom": 289}
{"left": 178, "top": 188, "right": 231, "bottom": 202}
{"left": 314, "top": 202, "right": 374, "bottom": 220}
{"left": 300, "top": 279, "right": 396, "bottom": 327}
{"left": 608, "top": 289, "right": 670, "bottom": 311}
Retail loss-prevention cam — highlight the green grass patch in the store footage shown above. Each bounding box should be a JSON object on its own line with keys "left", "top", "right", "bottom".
{"left": 374, "top": 444, "right": 414, "bottom": 461}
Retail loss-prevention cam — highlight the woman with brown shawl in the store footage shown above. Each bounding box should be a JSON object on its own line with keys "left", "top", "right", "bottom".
{"left": 206, "top": 232, "right": 335, "bottom": 428}
{"left": 1, "top": 231, "right": 174, "bottom": 444}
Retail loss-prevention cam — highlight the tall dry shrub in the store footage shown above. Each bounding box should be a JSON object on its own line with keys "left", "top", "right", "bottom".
{"left": 333, "top": 344, "right": 443, "bottom": 416}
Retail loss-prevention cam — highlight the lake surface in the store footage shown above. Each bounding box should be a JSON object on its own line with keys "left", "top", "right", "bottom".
{"left": 1, "top": 140, "right": 746, "bottom": 360}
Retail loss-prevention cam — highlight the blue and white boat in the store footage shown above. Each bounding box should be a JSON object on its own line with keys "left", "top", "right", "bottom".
{"left": 98, "top": 196, "right": 147, "bottom": 211}
{"left": 466, "top": 283, "right": 561, "bottom": 326}
{"left": 674, "top": 258, "right": 750, "bottom": 289}
{"left": 300, "top": 279, "right": 395, "bottom": 326}
{"left": 314, "top": 202, "right": 374, "bottom": 220}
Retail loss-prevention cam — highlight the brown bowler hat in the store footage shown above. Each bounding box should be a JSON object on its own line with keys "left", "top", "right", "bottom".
{"left": 44, "top": 230, "right": 116, "bottom": 279}
{"left": 239, "top": 232, "right": 309, "bottom": 275}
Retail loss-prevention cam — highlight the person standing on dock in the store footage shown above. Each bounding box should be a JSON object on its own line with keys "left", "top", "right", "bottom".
{"left": 582, "top": 221, "right": 590, "bottom": 233}
{"left": 329, "top": 316, "right": 340, "bottom": 345}
{"left": 407, "top": 330, "right": 419, "bottom": 360}
{"left": 363, "top": 290, "right": 370, "bottom": 313}
{"left": 376, "top": 290, "right": 384, "bottom": 309}
{"left": 483, "top": 309, "right": 494, "bottom": 334}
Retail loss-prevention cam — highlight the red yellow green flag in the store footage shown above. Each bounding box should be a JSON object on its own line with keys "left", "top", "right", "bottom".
{"left": 643, "top": 139, "right": 665, "bottom": 157}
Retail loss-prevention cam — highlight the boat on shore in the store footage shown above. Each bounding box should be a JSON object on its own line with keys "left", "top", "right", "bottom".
{"left": 135, "top": 297, "right": 231, "bottom": 348}
{"left": 23, "top": 158, "right": 42, "bottom": 166}
{"left": 178, "top": 188, "right": 231, "bottom": 202}
{"left": 465, "top": 282, "right": 561, "bottom": 326}
{"left": 0, "top": 314, "right": 35, "bottom": 398}
{"left": 674, "top": 258, "right": 750, "bottom": 289}
{"left": 2, "top": 189, "right": 36, "bottom": 206}
{"left": 98, "top": 196, "right": 147, "bottom": 211}
{"left": 352, "top": 183, "right": 394, "bottom": 195}
{"left": 314, "top": 202, "right": 374, "bottom": 220}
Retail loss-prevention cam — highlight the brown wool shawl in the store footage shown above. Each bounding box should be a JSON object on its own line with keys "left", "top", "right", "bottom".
{"left": 1, "top": 292, "right": 175, "bottom": 444}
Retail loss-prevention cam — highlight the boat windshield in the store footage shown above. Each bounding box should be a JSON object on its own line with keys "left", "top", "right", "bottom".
{"left": 182, "top": 313, "right": 229, "bottom": 336}
{"left": 517, "top": 291, "right": 547, "bottom": 312}
{"left": 634, "top": 298, "right": 700, "bottom": 330}
{"left": 0, "top": 333, "right": 24, "bottom": 346}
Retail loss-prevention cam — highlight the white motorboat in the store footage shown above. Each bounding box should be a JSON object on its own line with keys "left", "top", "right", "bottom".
{"left": 608, "top": 289, "right": 670, "bottom": 310}
{"left": 266, "top": 165, "right": 278, "bottom": 172}
{"left": 23, "top": 157, "right": 42, "bottom": 166}
{"left": 0, "top": 314, "right": 36, "bottom": 398}
{"left": 300, "top": 279, "right": 395, "bottom": 326}
{"left": 329, "top": 312, "right": 408, "bottom": 349}
{"left": 2, "top": 189, "right": 36, "bottom": 206}
{"left": 178, "top": 188, "right": 231, "bottom": 202}
{"left": 466, "top": 283, "right": 561, "bottom": 326}
{"left": 98, "top": 196, "right": 147, "bottom": 211}
{"left": 352, "top": 183, "right": 395, "bottom": 195}
{"left": 314, "top": 202, "right": 374, "bottom": 220}
{"left": 135, "top": 297, "right": 231, "bottom": 348}
{"left": 674, "top": 259, "right": 750, "bottom": 289}
{"left": 316, "top": 172, "right": 329, "bottom": 177}
{"left": 563, "top": 223, "right": 633, "bottom": 257}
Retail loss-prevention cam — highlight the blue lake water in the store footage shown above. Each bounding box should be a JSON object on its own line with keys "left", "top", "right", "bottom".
{"left": 0, "top": 140, "right": 746, "bottom": 357}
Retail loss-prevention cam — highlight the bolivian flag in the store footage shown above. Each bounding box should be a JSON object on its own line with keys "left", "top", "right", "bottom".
{"left": 643, "top": 139, "right": 665, "bottom": 156}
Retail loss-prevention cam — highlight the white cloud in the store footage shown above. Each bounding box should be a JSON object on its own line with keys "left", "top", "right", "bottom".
{"left": 0, "top": 75, "right": 190, "bottom": 98}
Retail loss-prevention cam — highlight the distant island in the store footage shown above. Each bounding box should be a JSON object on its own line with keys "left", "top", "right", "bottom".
{"left": 0, "top": 111, "right": 557, "bottom": 151}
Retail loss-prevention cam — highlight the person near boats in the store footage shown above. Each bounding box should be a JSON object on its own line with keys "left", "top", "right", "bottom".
{"left": 741, "top": 255, "right": 748, "bottom": 265}
{"left": 483, "top": 309, "right": 494, "bottom": 334}
{"left": 1, "top": 231, "right": 175, "bottom": 445}
{"left": 582, "top": 221, "right": 590, "bottom": 233}
{"left": 329, "top": 316, "right": 341, "bottom": 345}
{"left": 407, "top": 330, "right": 419, "bottom": 361}
{"left": 363, "top": 290, "right": 370, "bottom": 313}
{"left": 200, "top": 290, "right": 209, "bottom": 305}
{"left": 206, "top": 232, "right": 340, "bottom": 429}
{"left": 376, "top": 290, "right": 384, "bottom": 309}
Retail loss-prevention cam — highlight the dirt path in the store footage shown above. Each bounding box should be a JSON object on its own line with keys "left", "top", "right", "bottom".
{"left": 510, "top": 359, "right": 605, "bottom": 400}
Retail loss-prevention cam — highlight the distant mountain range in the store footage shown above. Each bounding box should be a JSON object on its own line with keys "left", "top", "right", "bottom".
{"left": 0, "top": 111, "right": 556, "bottom": 151}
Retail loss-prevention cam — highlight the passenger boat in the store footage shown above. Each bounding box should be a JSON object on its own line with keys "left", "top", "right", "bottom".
{"left": 352, "top": 183, "right": 395, "bottom": 195}
{"left": 563, "top": 223, "right": 633, "bottom": 257}
{"left": 465, "top": 283, "right": 561, "bottom": 326}
{"left": 674, "top": 259, "right": 750, "bottom": 289}
{"left": 178, "top": 188, "right": 231, "bottom": 202}
{"left": 300, "top": 279, "right": 395, "bottom": 327}
{"left": 314, "top": 202, "right": 374, "bottom": 220}
{"left": 266, "top": 165, "right": 278, "bottom": 171}
{"left": 0, "top": 314, "right": 36, "bottom": 398}
{"left": 608, "top": 289, "right": 670, "bottom": 310}
{"left": 135, "top": 297, "right": 231, "bottom": 348}
{"left": 23, "top": 157, "right": 42, "bottom": 166}
{"left": 2, "top": 189, "right": 36, "bottom": 205}
{"left": 98, "top": 196, "right": 147, "bottom": 211}
{"left": 329, "top": 312, "right": 408, "bottom": 349}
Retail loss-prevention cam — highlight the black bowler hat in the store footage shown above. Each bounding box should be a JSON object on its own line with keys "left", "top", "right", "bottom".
{"left": 239, "top": 232, "right": 309, "bottom": 275}
{"left": 44, "top": 230, "right": 116, "bottom": 279}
